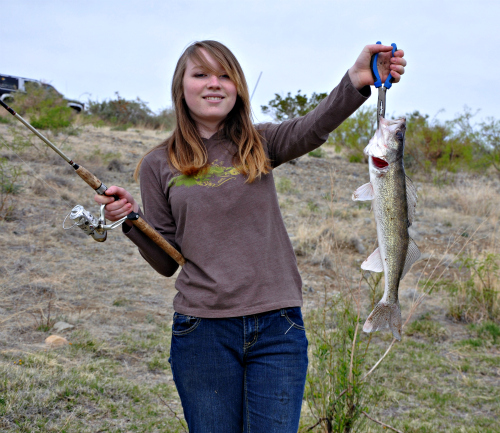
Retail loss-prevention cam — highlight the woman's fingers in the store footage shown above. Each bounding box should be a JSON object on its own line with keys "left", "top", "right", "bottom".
{"left": 104, "top": 199, "right": 133, "bottom": 220}
{"left": 349, "top": 44, "right": 407, "bottom": 89}
{"left": 93, "top": 185, "right": 138, "bottom": 222}
{"left": 94, "top": 193, "right": 114, "bottom": 205}
{"left": 104, "top": 200, "right": 134, "bottom": 220}
{"left": 377, "top": 49, "right": 406, "bottom": 83}
{"left": 393, "top": 49, "right": 405, "bottom": 59}
{"left": 366, "top": 43, "right": 394, "bottom": 55}
{"left": 389, "top": 71, "right": 401, "bottom": 83}
{"left": 104, "top": 198, "right": 128, "bottom": 212}
{"left": 391, "top": 53, "right": 407, "bottom": 68}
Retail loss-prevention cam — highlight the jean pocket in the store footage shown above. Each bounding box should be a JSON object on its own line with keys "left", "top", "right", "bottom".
{"left": 281, "top": 307, "right": 306, "bottom": 331}
{"left": 172, "top": 312, "right": 201, "bottom": 336}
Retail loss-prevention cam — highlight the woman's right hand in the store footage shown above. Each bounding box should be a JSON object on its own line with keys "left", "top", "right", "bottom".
{"left": 94, "top": 185, "right": 139, "bottom": 222}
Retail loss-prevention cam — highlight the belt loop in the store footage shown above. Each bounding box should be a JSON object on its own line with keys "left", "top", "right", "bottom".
{"left": 280, "top": 308, "right": 285, "bottom": 316}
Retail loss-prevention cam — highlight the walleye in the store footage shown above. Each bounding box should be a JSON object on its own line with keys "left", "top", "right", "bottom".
{"left": 352, "top": 117, "right": 420, "bottom": 340}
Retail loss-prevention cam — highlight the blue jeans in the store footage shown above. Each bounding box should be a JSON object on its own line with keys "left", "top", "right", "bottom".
{"left": 169, "top": 307, "right": 308, "bottom": 433}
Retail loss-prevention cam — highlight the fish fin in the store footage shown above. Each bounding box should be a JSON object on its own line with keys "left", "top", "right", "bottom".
{"left": 406, "top": 175, "right": 417, "bottom": 226}
{"left": 361, "top": 247, "right": 384, "bottom": 273}
{"left": 352, "top": 182, "right": 375, "bottom": 201}
{"left": 363, "top": 301, "right": 402, "bottom": 340}
{"left": 401, "top": 238, "right": 421, "bottom": 280}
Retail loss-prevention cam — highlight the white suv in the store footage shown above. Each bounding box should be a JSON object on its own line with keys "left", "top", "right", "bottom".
{"left": 0, "top": 74, "right": 85, "bottom": 112}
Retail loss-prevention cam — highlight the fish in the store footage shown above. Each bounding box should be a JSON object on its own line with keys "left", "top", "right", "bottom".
{"left": 352, "top": 117, "right": 420, "bottom": 341}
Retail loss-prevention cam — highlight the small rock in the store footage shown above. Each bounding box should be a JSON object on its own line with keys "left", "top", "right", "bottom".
{"left": 45, "top": 335, "right": 69, "bottom": 348}
{"left": 52, "top": 321, "right": 74, "bottom": 333}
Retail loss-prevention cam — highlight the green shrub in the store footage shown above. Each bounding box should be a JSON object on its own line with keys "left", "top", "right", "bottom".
{"left": 329, "top": 105, "right": 377, "bottom": 161}
{"left": 11, "top": 81, "right": 75, "bottom": 132}
{"left": 348, "top": 153, "right": 364, "bottom": 163}
{"left": 303, "top": 297, "right": 370, "bottom": 432}
{"left": 30, "top": 105, "right": 73, "bottom": 130}
{"left": 261, "top": 90, "right": 328, "bottom": 122}
{"left": 328, "top": 106, "right": 493, "bottom": 173}
{"left": 424, "top": 253, "right": 500, "bottom": 323}
{"left": 275, "top": 176, "right": 293, "bottom": 194}
{"left": 308, "top": 147, "right": 325, "bottom": 158}
{"left": 87, "top": 93, "right": 175, "bottom": 130}
{"left": 467, "top": 321, "right": 500, "bottom": 345}
{"left": 405, "top": 313, "right": 448, "bottom": 342}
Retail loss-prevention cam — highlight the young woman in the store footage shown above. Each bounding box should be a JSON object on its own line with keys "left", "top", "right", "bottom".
{"left": 95, "top": 40, "right": 406, "bottom": 432}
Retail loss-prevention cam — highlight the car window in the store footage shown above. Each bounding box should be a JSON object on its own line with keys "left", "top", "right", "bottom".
{"left": 0, "top": 76, "right": 19, "bottom": 90}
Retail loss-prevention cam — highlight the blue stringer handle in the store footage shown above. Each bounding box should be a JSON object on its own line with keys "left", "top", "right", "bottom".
{"left": 371, "top": 41, "right": 397, "bottom": 89}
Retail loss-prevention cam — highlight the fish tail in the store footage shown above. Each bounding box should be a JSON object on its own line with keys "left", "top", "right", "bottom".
{"left": 363, "top": 302, "right": 402, "bottom": 341}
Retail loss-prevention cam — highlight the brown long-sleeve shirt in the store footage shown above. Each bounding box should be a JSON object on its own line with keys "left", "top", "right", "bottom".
{"left": 125, "top": 72, "right": 370, "bottom": 317}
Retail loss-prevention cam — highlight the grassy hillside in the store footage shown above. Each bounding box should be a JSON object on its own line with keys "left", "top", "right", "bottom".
{"left": 0, "top": 119, "right": 498, "bottom": 432}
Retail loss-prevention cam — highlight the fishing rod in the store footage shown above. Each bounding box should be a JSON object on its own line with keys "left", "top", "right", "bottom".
{"left": 250, "top": 71, "right": 262, "bottom": 102}
{"left": 0, "top": 99, "right": 186, "bottom": 267}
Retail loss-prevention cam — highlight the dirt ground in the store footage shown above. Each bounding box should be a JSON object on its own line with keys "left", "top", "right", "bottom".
{"left": 1, "top": 121, "right": 499, "bottom": 432}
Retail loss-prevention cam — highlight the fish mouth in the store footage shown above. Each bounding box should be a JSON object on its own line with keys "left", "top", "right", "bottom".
{"left": 371, "top": 156, "right": 389, "bottom": 169}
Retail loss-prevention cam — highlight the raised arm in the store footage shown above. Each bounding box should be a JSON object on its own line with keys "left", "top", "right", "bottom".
{"left": 260, "top": 44, "right": 406, "bottom": 167}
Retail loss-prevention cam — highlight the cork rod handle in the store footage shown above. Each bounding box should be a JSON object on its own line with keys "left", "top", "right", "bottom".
{"left": 131, "top": 217, "right": 186, "bottom": 267}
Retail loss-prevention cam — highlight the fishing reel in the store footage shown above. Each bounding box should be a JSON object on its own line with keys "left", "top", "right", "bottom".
{"left": 63, "top": 204, "right": 127, "bottom": 242}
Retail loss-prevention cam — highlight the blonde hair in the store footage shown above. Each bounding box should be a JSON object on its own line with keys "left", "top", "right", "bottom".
{"left": 135, "top": 40, "right": 270, "bottom": 182}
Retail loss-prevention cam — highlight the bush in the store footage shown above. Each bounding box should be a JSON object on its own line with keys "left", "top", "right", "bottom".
{"left": 87, "top": 93, "right": 175, "bottom": 130}
{"left": 303, "top": 295, "right": 370, "bottom": 432}
{"left": 425, "top": 253, "right": 500, "bottom": 323}
{"left": 261, "top": 90, "right": 328, "bottom": 122}
{"left": 403, "top": 109, "right": 483, "bottom": 174}
{"left": 31, "top": 105, "right": 73, "bottom": 130}
{"left": 326, "top": 105, "right": 499, "bottom": 175}
{"left": 308, "top": 148, "right": 326, "bottom": 158}
{"left": 11, "top": 81, "right": 75, "bottom": 132}
{"left": 275, "top": 176, "right": 293, "bottom": 194}
{"left": 467, "top": 321, "right": 500, "bottom": 346}
{"left": 328, "top": 105, "right": 377, "bottom": 161}
{"left": 261, "top": 84, "right": 500, "bottom": 176}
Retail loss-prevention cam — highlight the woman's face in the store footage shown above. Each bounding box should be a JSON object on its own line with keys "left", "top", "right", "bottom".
{"left": 182, "top": 49, "right": 238, "bottom": 129}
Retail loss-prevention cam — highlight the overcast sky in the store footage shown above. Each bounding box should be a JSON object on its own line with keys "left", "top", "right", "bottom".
{"left": 2, "top": 1, "right": 499, "bottom": 124}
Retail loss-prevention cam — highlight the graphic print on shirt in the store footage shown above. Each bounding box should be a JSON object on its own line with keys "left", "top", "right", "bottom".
{"left": 168, "top": 159, "right": 240, "bottom": 188}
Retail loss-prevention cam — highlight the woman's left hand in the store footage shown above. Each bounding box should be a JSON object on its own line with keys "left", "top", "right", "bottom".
{"left": 348, "top": 44, "right": 406, "bottom": 90}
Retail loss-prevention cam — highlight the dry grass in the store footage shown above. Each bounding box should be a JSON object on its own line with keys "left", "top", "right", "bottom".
{"left": 1, "top": 121, "right": 499, "bottom": 431}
